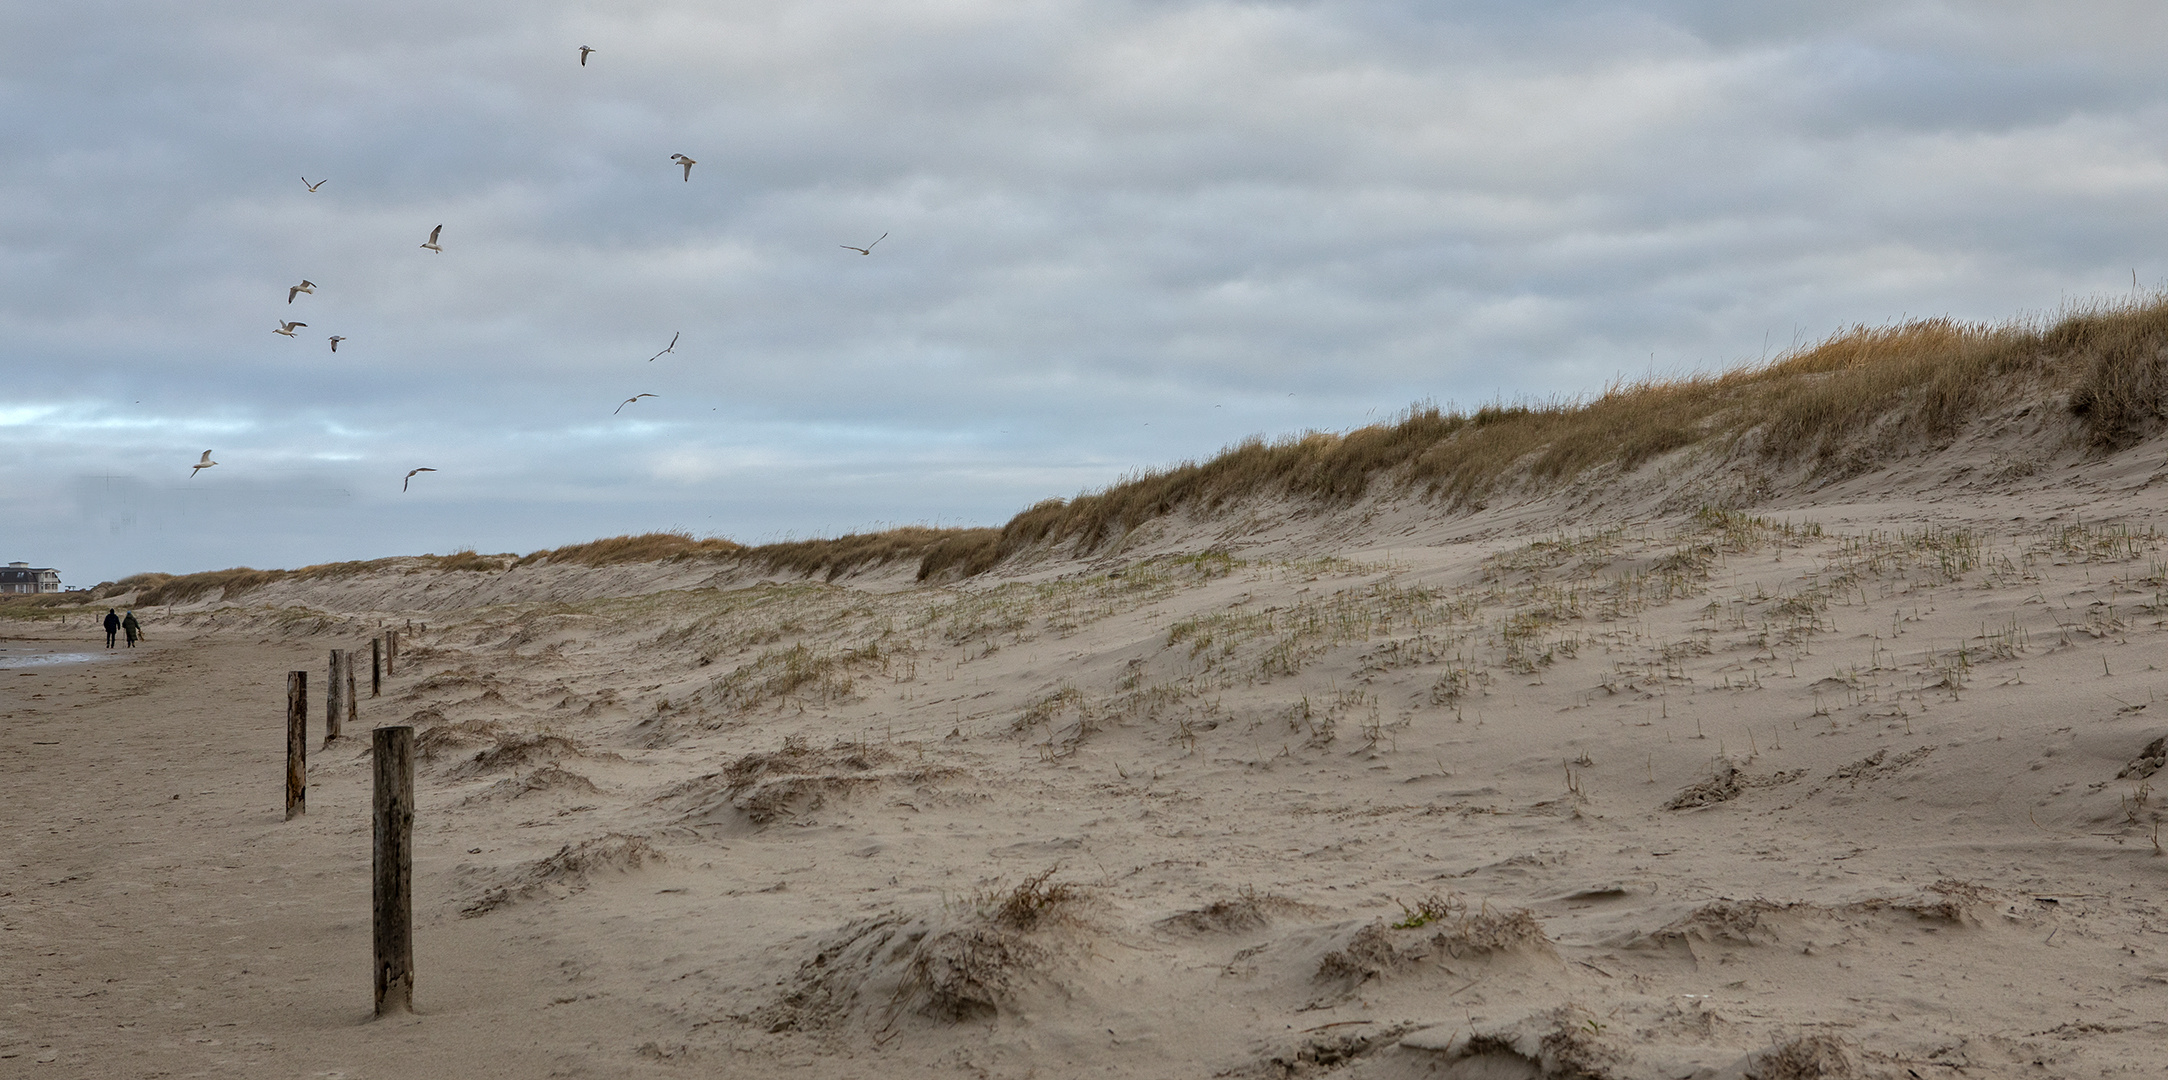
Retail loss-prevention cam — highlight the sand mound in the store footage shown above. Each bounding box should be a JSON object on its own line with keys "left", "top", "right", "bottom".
{"left": 450, "top": 732, "right": 610, "bottom": 778}
{"left": 464, "top": 763, "right": 603, "bottom": 803}
{"left": 459, "top": 833, "right": 664, "bottom": 917}
{"left": 1314, "top": 898, "right": 1553, "bottom": 996}
{"left": 1156, "top": 890, "right": 1314, "bottom": 936}
{"left": 413, "top": 717, "right": 505, "bottom": 761}
{"left": 1395, "top": 1005, "right": 1629, "bottom": 1079}
{"left": 661, "top": 737, "right": 955, "bottom": 827}
{"left": 1662, "top": 763, "right": 1807, "bottom": 810}
{"left": 753, "top": 871, "right": 1087, "bottom": 1031}
{"left": 1744, "top": 1034, "right": 1858, "bottom": 1079}
{"left": 1820, "top": 747, "right": 1935, "bottom": 790}
{"left": 1632, "top": 898, "right": 1810, "bottom": 949}
{"left": 1252, "top": 1022, "right": 1420, "bottom": 1079}
{"left": 1851, "top": 879, "right": 2000, "bottom": 924}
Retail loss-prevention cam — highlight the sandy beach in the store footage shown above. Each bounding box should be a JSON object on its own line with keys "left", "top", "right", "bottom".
{"left": 8, "top": 456, "right": 2168, "bottom": 1079}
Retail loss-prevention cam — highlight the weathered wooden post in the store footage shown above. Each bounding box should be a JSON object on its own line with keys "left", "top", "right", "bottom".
{"left": 386, "top": 629, "right": 399, "bottom": 676}
{"left": 373, "top": 725, "right": 415, "bottom": 1015}
{"left": 345, "top": 656, "right": 359, "bottom": 730}
{"left": 371, "top": 637, "right": 382, "bottom": 698}
{"left": 286, "top": 671, "right": 307, "bottom": 819}
{"left": 325, "top": 650, "right": 347, "bottom": 743}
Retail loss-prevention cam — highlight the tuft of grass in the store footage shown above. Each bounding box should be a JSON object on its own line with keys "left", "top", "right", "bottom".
{"left": 983, "top": 867, "right": 1081, "bottom": 932}
{"left": 1745, "top": 1034, "right": 1857, "bottom": 1080}
{"left": 1391, "top": 892, "right": 1461, "bottom": 930}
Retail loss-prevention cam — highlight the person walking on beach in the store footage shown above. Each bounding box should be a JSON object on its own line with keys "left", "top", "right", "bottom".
{"left": 103, "top": 609, "right": 120, "bottom": 648}
{"left": 121, "top": 610, "right": 142, "bottom": 648}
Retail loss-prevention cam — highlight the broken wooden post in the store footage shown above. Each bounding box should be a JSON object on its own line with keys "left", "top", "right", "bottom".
{"left": 325, "top": 650, "right": 347, "bottom": 743}
{"left": 372, "top": 724, "right": 415, "bottom": 1015}
{"left": 371, "top": 637, "right": 382, "bottom": 698}
{"left": 286, "top": 671, "right": 307, "bottom": 819}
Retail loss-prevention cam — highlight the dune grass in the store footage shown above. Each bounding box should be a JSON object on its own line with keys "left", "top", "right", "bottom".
{"left": 514, "top": 532, "right": 745, "bottom": 567}
{"left": 986, "top": 303, "right": 2139, "bottom": 563}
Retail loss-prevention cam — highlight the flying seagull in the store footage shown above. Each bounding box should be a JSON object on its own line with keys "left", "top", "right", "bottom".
{"left": 403, "top": 467, "right": 436, "bottom": 492}
{"left": 274, "top": 320, "right": 307, "bottom": 337}
{"left": 287, "top": 280, "right": 315, "bottom": 304}
{"left": 647, "top": 331, "right": 679, "bottom": 361}
{"left": 302, "top": 176, "right": 328, "bottom": 192}
{"left": 579, "top": 45, "right": 595, "bottom": 66}
{"left": 420, "top": 224, "right": 444, "bottom": 253}
{"left": 190, "top": 450, "right": 217, "bottom": 477}
{"left": 614, "top": 394, "right": 657, "bottom": 415}
{"left": 328, "top": 335, "right": 346, "bottom": 352}
{"left": 670, "top": 154, "right": 695, "bottom": 181}
{"left": 840, "top": 232, "right": 887, "bottom": 256}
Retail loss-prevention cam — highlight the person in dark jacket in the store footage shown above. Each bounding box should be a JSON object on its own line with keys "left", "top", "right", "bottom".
{"left": 103, "top": 609, "right": 120, "bottom": 648}
{"left": 121, "top": 610, "right": 142, "bottom": 647}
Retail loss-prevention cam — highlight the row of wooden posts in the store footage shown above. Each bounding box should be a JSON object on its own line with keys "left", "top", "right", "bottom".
{"left": 282, "top": 625, "right": 420, "bottom": 1016}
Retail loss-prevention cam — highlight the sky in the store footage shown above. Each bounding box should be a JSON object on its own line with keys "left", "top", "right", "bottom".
{"left": 9, "top": 1, "right": 2168, "bottom": 586}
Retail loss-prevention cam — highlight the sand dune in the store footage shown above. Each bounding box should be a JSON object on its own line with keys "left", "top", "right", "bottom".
{"left": 10, "top": 390, "right": 2168, "bottom": 1076}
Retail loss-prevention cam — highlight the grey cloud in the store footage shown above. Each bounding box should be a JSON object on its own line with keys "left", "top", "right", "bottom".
{"left": 8, "top": 2, "right": 2168, "bottom": 583}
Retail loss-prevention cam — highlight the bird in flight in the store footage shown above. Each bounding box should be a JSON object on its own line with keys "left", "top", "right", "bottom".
{"left": 274, "top": 320, "right": 307, "bottom": 337}
{"left": 614, "top": 394, "right": 657, "bottom": 414}
{"left": 579, "top": 45, "right": 595, "bottom": 66}
{"left": 420, "top": 224, "right": 444, "bottom": 253}
{"left": 670, "top": 154, "right": 696, "bottom": 181}
{"left": 287, "top": 280, "right": 315, "bottom": 304}
{"left": 840, "top": 232, "right": 887, "bottom": 256}
{"left": 302, "top": 176, "right": 328, "bottom": 192}
{"left": 648, "top": 332, "right": 679, "bottom": 361}
{"left": 328, "top": 335, "right": 346, "bottom": 352}
{"left": 403, "top": 467, "right": 436, "bottom": 492}
{"left": 190, "top": 451, "right": 217, "bottom": 477}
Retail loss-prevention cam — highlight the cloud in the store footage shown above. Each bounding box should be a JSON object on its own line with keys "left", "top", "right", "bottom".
{"left": 7, "top": 1, "right": 2168, "bottom": 582}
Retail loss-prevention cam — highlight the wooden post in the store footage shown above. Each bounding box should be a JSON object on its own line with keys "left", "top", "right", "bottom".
{"left": 386, "top": 629, "right": 398, "bottom": 676}
{"left": 325, "top": 650, "right": 347, "bottom": 744}
{"left": 286, "top": 671, "right": 307, "bottom": 819}
{"left": 371, "top": 637, "right": 382, "bottom": 697}
{"left": 345, "top": 656, "right": 359, "bottom": 730}
{"left": 372, "top": 725, "right": 415, "bottom": 1015}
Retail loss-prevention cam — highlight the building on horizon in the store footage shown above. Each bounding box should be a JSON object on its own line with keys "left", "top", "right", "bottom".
{"left": 2, "top": 562, "right": 62, "bottom": 594}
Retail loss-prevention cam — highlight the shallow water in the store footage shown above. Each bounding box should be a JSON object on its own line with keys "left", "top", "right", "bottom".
{"left": 0, "top": 649, "right": 123, "bottom": 670}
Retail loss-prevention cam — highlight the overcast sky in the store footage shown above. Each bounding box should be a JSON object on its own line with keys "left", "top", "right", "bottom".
{"left": 8, "top": 1, "right": 2168, "bottom": 585}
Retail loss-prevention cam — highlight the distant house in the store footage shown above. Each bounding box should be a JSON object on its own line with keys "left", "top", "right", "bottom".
{"left": 1, "top": 562, "right": 61, "bottom": 594}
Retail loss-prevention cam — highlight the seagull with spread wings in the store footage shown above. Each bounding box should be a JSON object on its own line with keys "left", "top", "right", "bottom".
{"left": 840, "top": 232, "right": 887, "bottom": 255}
{"left": 274, "top": 321, "right": 307, "bottom": 337}
{"left": 615, "top": 394, "right": 657, "bottom": 415}
{"left": 579, "top": 45, "right": 595, "bottom": 66}
{"left": 190, "top": 451, "right": 217, "bottom": 477}
{"left": 403, "top": 467, "right": 436, "bottom": 492}
{"left": 648, "top": 332, "right": 679, "bottom": 361}
{"left": 287, "top": 280, "right": 315, "bottom": 304}
{"left": 328, "top": 335, "right": 346, "bottom": 352}
{"left": 420, "top": 224, "right": 444, "bottom": 253}
{"left": 302, "top": 176, "right": 327, "bottom": 192}
{"left": 670, "top": 154, "right": 695, "bottom": 181}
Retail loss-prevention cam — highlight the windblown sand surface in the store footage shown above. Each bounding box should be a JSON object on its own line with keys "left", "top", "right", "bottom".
{"left": 9, "top": 469, "right": 2168, "bottom": 1077}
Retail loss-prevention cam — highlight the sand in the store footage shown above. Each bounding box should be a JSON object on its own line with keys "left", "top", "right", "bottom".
{"left": 8, "top": 463, "right": 2168, "bottom": 1077}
